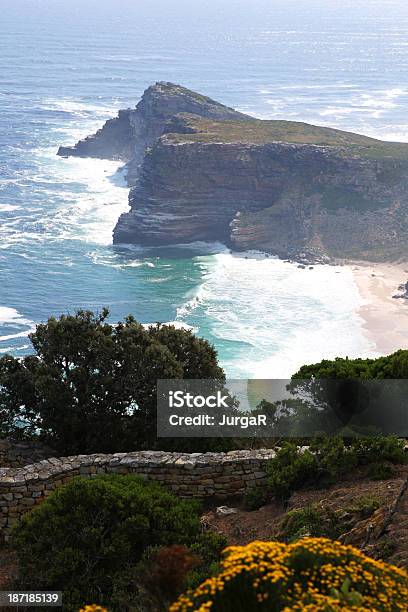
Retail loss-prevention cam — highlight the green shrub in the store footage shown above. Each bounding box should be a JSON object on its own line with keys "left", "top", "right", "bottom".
{"left": 309, "top": 435, "right": 358, "bottom": 477}
{"left": 185, "top": 531, "right": 227, "bottom": 590}
{"left": 267, "top": 442, "right": 317, "bottom": 500}
{"left": 279, "top": 495, "right": 381, "bottom": 543}
{"left": 13, "top": 475, "right": 205, "bottom": 611}
{"left": 266, "top": 436, "right": 405, "bottom": 501}
{"left": 366, "top": 462, "right": 395, "bottom": 480}
{"left": 348, "top": 495, "right": 381, "bottom": 519}
{"left": 0, "top": 309, "right": 225, "bottom": 454}
{"left": 133, "top": 530, "right": 226, "bottom": 610}
{"left": 242, "top": 485, "right": 270, "bottom": 510}
{"left": 292, "top": 348, "right": 408, "bottom": 379}
{"left": 279, "top": 505, "right": 325, "bottom": 541}
{"left": 352, "top": 436, "right": 406, "bottom": 465}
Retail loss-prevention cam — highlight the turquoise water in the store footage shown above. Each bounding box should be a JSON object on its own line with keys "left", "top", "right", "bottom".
{"left": 1, "top": 0, "right": 408, "bottom": 377}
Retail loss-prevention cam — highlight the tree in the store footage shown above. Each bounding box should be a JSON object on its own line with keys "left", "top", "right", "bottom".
{"left": 0, "top": 309, "right": 225, "bottom": 454}
{"left": 292, "top": 349, "right": 408, "bottom": 379}
{"left": 289, "top": 350, "right": 408, "bottom": 437}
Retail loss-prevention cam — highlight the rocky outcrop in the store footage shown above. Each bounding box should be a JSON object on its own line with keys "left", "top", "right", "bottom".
{"left": 57, "top": 109, "right": 136, "bottom": 161}
{"left": 393, "top": 281, "right": 408, "bottom": 301}
{"left": 57, "top": 82, "right": 249, "bottom": 178}
{"left": 114, "top": 134, "right": 408, "bottom": 261}
{"left": 58, "top": 82, "right": 408, "bottom": 261}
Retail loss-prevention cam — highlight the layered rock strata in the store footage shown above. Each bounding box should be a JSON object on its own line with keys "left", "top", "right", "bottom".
{"left": 58, "top": 82, "right": 408, "bottom": 261}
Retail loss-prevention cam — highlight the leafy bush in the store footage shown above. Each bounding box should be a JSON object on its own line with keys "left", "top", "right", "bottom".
{"left": 187, "top": 530, "right": 227, "bottom": 589}
{"left": 0, "top": 309, "right": 225, "bottom": 454}
{"left": 366, "top": 462, "right": 395, "bottom": 480}
{"left": 13, "top": 475, "right": 206, "bottom": 611}
{"left": 243, "top": 485, "right": 270, "bottom": 511}
{"left": 267, "top": 442, "right": 317, "bottom": 500}
{"left": 309, "top": 435, "right": 358, "bottom": 476}
{"left": 292, "top": 348, "right": 408, "bottom": 379}
{"left": 265, "top": 436, "right": 406, "bottom": 501}
{"left": 347, "top": 494, "right": 381, "bottom": 519}
{"left": 351, "top": 436, "right": 406, "bottom": 465}
{"left": 279, "top": 505, "right": 325, "bottom": 541}
{"left": 170, "top": 538, "right": 408, "bottom": 611}
{"left": 279, "top": 496, "right": 381, "bottom": 543}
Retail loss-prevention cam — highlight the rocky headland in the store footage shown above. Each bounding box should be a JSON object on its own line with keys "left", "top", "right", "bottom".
{"left": 58, "top": 82, "right": 408, "bottom": 262}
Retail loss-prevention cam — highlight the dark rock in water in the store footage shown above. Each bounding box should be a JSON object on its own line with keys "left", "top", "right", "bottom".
{"left": 57, "top": 82, "right": 408, "bottom": 262}
{"left": 394, "top": 280, "right": 408, "bottom": 300}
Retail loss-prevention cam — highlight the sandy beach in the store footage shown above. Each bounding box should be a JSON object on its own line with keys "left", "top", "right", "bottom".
{"left": 350, "top": 261, "right": 408, "bottom": 355}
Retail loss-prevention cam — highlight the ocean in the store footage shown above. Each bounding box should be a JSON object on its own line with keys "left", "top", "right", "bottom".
{"left": 1, "top": 0, "right": 408, "bottom": 377}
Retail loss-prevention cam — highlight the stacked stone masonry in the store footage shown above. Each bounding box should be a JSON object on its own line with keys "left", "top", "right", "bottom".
{"left": 0, "top": 449, "right": 275, "bottom": 541}
{"left": 0, "top": 439, "right": 56, "bottom": 468}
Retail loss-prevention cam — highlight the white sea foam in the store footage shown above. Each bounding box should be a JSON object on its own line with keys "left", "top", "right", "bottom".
{"left": 32, "top": 149, "right": 130, "bottom": 245}
{"left": 142, "top": 321, "right": 198, "bottom": 332}
{"left": 176, "top": 253, "right": 378, "bottom": 378}
{"left": 0, "top": 204, "right": 21, "bottom": 212}
{"left": 175, "top": 278, "right": 212, "bottom": 320}
{"left": 0, "top": 307, "right": 36, "bottom": 342}
{"left": 0, "top": 344, "right": 29, "bottom": 354}
{"left": 40, "top": 98, "right": 120, "bottom": 117}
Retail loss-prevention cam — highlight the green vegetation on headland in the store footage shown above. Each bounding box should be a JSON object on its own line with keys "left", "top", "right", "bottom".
{"left": 168, "top": 114, "right": 408, "bottom": 160}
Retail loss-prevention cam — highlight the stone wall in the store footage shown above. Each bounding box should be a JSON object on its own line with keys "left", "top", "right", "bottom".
{"left": 0, "top": 439, "right": 56, "bottom": 468}
{"left": 0, "top": 449, "right": 275, "bottom": 541}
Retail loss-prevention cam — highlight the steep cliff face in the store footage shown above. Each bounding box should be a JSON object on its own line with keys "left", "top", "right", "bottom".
{"left": 57, "top": 82, "right": 249, "bottom": 178}
{"left": 113, "top": 131, "right": 408, "bottom": 260}
{"left": 57, "top": 83, "right": 408, "bottom": 261}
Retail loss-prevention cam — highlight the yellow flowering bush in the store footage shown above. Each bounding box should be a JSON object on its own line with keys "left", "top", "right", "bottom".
{"left": 170, "top": 537, "right": 408, "bottom": 611}
{"left": 79, "top": 606, "right": 108, "bottom": 612}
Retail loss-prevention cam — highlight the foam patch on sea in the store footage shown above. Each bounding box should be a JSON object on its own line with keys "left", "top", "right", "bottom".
{"left": 175, "top": 252, "right": 379, "bottom": 378}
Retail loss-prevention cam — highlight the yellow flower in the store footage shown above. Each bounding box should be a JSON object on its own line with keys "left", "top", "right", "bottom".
{"left": 170, "top": 538, "right": 408, "bottom": 612}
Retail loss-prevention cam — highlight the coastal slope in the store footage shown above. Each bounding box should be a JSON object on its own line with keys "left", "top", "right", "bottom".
{"left": 58, "top": 83, "right": 408, "bottom": 262}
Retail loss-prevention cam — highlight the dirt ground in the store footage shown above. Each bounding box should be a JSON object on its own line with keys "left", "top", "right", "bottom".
{"left": 204, "top": 466, "right": 408, "bottom": 568}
